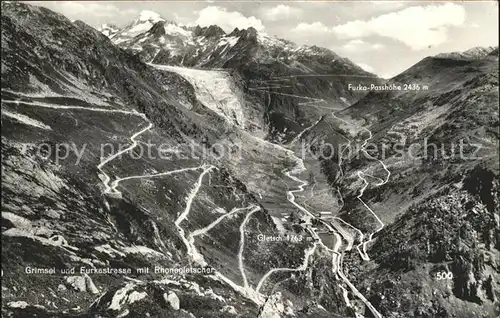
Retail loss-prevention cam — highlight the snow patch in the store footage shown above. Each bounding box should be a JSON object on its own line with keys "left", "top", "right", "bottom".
{"left": 3, "top": 228, "right": 78, "bottom": 251}
{"left": 165, "top": 24, "right": 192, "bottom": 38}
{"left": 217, "top": 36, "right": 239, "bottom": 48}
{"left": 2, "top": 212, "right": 33, "bottom": 229}
{"left": 222, "top": 305, "right": 238, "bottom": 314}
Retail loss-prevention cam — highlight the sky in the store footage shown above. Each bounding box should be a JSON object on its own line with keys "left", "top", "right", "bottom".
{"left": 27, "top": 1, "right": 499, "bottom": 78}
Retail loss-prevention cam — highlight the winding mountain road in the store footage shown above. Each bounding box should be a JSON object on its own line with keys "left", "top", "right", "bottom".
{"left": 149, "top": 65, "right": 388, "bottom": 316}
{"left": 175, "top": 164, "right": 215, "bottom": 265}
{"left": 6, "top": 73, "right": 389, "bottom": 316}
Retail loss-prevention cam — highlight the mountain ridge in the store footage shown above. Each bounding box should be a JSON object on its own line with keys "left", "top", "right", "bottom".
{"left": 435, "top": 46, "right": 498, "bottom": 60}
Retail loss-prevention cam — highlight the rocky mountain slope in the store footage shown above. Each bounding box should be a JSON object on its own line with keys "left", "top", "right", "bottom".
{"left": 299, "top": 45, "right": 500, "bottom": 317}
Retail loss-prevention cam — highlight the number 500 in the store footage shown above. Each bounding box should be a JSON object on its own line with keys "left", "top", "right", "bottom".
{"left": 436, "top": 272, "right": 453, "bottom": 280}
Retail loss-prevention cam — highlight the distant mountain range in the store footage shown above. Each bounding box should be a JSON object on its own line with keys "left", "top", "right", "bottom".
{"left": 303, "top": 37, "right": 499, "bottom": 318}
{"left": 435, "top": 46, "right": 498, "bottom": 60}
{"left": 2, "top": 3, "right": 499, "bottom": 318}
{"left": 97, "top": 10, "right": 382, "bottom": 142}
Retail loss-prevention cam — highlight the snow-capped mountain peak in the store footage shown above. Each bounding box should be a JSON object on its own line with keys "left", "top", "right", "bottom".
{"left": 435, "top": 46, "right": 497, "bottom": 60}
